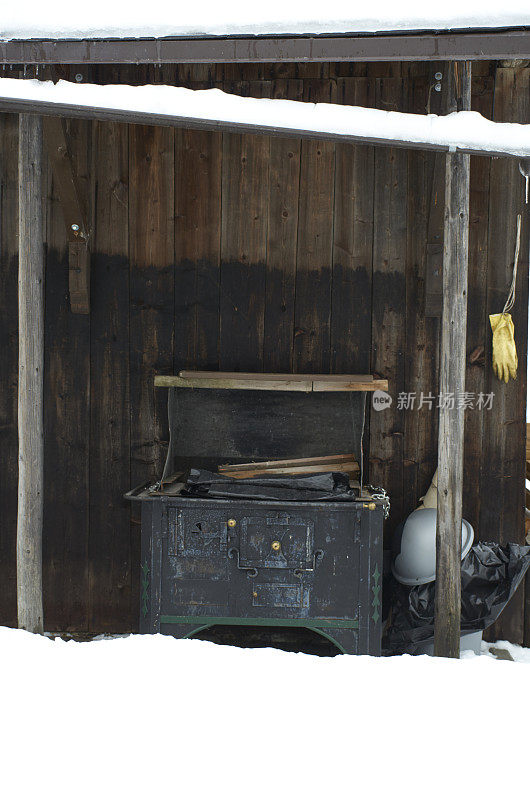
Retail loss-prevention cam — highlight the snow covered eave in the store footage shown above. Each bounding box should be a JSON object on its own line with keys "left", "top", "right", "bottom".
{"left": 0, "top": 78, "right": 529, "bottom": 159}
{"left": 2, "top": 2, "right": 530, "bottom": 48}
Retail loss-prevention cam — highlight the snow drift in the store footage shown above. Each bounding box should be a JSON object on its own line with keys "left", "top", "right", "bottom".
{"left": 1, "top": 626, "right": 528, "bottom": 800}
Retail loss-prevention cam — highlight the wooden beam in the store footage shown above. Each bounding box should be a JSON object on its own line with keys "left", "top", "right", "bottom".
{"left": 43, "top": 116, "right": 90, "bottom": 314}
{"left": 155, "top": 372, "right": 388, "bottom": 392}
{"left": 17, "top": 113, "right": 44, "bottom": 634}
{"left": 434, "top": 62, "right": 472, "bottom": 659}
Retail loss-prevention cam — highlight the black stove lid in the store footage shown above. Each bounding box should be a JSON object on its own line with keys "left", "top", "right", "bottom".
{"left": 162, "top": 387, "right": 365, "bottom": 480}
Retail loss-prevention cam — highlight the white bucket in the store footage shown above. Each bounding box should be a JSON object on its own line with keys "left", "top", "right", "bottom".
{"left": 413, "top": 630, "right": 482, "bottom": 656}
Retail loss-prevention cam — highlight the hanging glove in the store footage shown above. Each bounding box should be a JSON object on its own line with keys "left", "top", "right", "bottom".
{"left": 490, "top": 312, "right": 518, "bottom": 383}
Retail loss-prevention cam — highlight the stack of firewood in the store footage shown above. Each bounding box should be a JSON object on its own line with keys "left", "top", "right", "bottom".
{"left": 218, "top": 454, "right": 359, "bottom": 479}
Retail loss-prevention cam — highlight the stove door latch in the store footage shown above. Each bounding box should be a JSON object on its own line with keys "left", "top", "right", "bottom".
{"left": 228, "top": 547, "right": 258, "bottom": 577}
{"left": 228, "top": 546, "right": 323, "bottom": 578}
{"left": 293, "top": 550, "right": 324, "bottom": 577}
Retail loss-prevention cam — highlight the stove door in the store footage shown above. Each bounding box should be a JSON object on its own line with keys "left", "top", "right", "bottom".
{"left": 169, "top": 507, "right": 229, "bottom": 557}
{"left": 239, "top": 512, "right": 315, "bottom": 570}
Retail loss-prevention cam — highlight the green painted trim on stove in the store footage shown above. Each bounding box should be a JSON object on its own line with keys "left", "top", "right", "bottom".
{"left": 171, "top": 622, "right": 353, "bottom": 655}
{"left": 160, "top": 615, "right": 359, "bottom": 630}
{"left": 371, "top": 563, "right": 381, "bottom": 625}
{"left": 140, "top": 559, "right": 150, "bottom": 618}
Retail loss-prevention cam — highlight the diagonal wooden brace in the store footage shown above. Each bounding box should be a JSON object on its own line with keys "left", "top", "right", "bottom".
{"left": 43, "top": 115, "right": 90, "bottom": 314}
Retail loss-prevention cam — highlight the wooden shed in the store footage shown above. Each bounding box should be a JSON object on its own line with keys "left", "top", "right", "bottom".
{"left": 1, "top": 15, "right": 529, "bottom": 648}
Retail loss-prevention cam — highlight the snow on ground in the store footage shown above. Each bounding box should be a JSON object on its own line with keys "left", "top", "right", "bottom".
{"left": 1, "top": 626, "right": 528, "bottom": 800}
{"left": 0, "top": 1, "right": 529, "bottom": 40}
{"left": 484, "top": 638, "right": 530, "bottom": 662}
{"left": 1, "top": 78, "right": 530, "bottom": 158}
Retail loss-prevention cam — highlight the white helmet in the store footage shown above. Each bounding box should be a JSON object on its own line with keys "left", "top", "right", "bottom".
{"left": 392, "top": 507, "right": 474, "bottom": 586}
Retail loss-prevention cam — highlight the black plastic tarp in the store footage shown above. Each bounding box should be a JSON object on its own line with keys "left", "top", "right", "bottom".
{"left": 384, "top": 542, "right": 530, "bottom": 654}
{"left": 181, "top": 468, "right": 358, "bottom": 502}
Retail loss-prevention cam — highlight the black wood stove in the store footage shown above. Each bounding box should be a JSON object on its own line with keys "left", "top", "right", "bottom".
{"left": 128, "top": 380, "right": 385, "bottom": 655}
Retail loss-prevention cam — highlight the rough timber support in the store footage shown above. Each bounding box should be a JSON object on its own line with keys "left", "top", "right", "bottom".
{"left": 17, "top": 113, "right": 44, "bottom": 634}
{"left": 434, "top": 62, "right": 471, "bottom": 658}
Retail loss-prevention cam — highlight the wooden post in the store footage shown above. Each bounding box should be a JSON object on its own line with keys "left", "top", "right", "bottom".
{"left": 434, "top": 63, "right": 471, "bottom": 658}
{"left": 17, "top": 113, "right": 44, "bottom": 634}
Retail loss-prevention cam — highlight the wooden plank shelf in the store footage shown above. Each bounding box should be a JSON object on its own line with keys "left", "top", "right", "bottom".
{"left": 154, "top": 371, "right": 388, "bottom": 392}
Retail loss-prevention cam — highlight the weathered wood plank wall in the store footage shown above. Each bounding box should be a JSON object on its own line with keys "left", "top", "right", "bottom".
{"left": 0, "top": 61, "right": 528, "bottom": 641}
{"left": 0, "top": 111, "right": 18, "bottom": 627}
{"left": 483, "top": 68, "right": 530, "bottom": 643}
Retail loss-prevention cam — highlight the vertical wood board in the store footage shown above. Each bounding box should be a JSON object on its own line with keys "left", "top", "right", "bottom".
{"left": 403, "top": 75, "right": 439, "bottom": 516}
{"left": 0, "top": 113, "right": 19, "bottom": 627}
{"left": 219, "top": 81, "right": 271, "bottom": 371}
{"left": 369, "top": 78, "right": 408, "bottom": 534}
{"left": 482, "top": 68, "right": 529, "bottom": 643}
{"left": 331, "top": 77, "right": 375, "bottom": 375}
{"left": 17, "top": 113, "right": 44, "bottom": 634}
{"left": 43, "top": 118, "right": 91, "bottom": 631}
{"left": 293, "top": 79, "right": 336, "bottom": 374}
{"left": 174, "top": 127, "right": 222, "bottom": 372}
{"left": 129, "top": 124, "right": 175, "bottom": 489}
{"left": 462, "top": 76, "right": 494, "bottom": 535}
{"left": 89, "top": 120, "right": 132, "bottom": 631}
{"left": 263, "top": 79, "right": 303, "bottom": 373}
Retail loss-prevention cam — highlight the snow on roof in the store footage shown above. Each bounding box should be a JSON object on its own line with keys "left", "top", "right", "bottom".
{"left": 1, "top": 0, "right": 530, "bottom": 41}
{"left": 1, "top": 78, "right": 529, "bottom": 158}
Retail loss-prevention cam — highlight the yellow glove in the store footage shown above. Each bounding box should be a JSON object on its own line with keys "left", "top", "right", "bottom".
{"left": 490, "top": 312, "right": 518, "bottom": 383}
